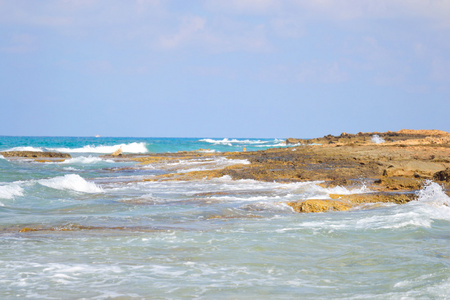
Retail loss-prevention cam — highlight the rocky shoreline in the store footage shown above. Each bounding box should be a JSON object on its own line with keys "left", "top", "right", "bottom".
{"left": 116, "top": 129, "right": 450, "bottom": 213}
{"left": 0, "top": 151, "right": 71, "bottom": 162}
{"left": 3, "top": 130, "right": 448, "bottom": 213}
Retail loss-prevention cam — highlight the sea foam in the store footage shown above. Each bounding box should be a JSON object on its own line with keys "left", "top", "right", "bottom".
{"left": 38, "top": 174, "right": 104, "bottom": 193}
{"left": 62, "top": 156, "right": 114, "bottom": 164}
{"left": 53, "top": 142, "right": 148, "bottom": 154}
{"left": 200, "top": 138, "right": 270, "bottom": 146}
{"left": 415, "top": 180, "right": 450, "bottom": 207}
{"left": 5, "top": 146, "right": 44, "bottom": 152}
{"left": 0, "top": 183, "right": 24, "bottom": 199}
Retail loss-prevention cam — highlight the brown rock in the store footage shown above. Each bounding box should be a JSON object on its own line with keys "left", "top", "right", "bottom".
{"left": 111, "top": 148, "right": 123, "bottom": 156}
{"left": 0, "top": 151, "right": 71, "bottom": 159}
{"left": 287, "top": 200, "right": 352, "bottom": 213}
{"left": 375, "top": 177, "right": 422, "bottom": 191}
{"left": 329, "top": 193, "right": 415, "bottom": 204}
{"left": 382, "top": 161, "right": 447, "bottom": 178}
{"left": 434, "top": 168, "right": 450, "bottom": 182}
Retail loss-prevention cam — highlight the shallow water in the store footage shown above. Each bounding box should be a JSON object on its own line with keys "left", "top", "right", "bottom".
{"left": 0, "top": 137, "right": 449, "bottom": 299}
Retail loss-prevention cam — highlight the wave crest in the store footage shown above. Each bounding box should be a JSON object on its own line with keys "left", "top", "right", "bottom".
{"left": 38, "top": 174, "right": 104, "bottom": 193}
{"left": 0, "top": 183, "right": 24, "bottom": 199}
{"left": 54, "top": 142, "right": 148, "bottom": 154}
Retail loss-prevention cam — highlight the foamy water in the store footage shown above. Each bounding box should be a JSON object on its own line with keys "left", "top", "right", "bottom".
{"left": 0, "top": 136, "right": 448, "bottom": 299}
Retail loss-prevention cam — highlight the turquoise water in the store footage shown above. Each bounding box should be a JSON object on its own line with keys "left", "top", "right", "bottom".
{"left": 0, "top": 137, "right": 449, "bottom": 299}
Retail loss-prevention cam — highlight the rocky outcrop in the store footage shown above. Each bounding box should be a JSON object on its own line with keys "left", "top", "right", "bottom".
{"left": 329, "top": 193, "right": 416, "bottom": 205}
{"left": 286, "top": 129, "right": 450, "bottom": 146}
{"left": 375, "top": 177, "right": 422, "bottom": 191}
{"left": 381, "top": 161, "right": 446, "bottom": 178}
{"left": 111, "top": 148, "right": 123, "bottom": 156}
{"left": 434, "top": 168, "right": 450, "bottom": 182}
{"left": 287, "top": 200, "right": 352, "bottom": 213}
{"left": 119, "top": 129, "right": 449, "bottom": 212}
{"left": 0, "top": 151, "right": 71, "bottom": 159}
{"left": 287, "top": 192, "right": 416, "bottom": 213}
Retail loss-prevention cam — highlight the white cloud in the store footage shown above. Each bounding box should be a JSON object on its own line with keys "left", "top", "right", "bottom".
{"left": 204, "top": 0, "right": 280, "bottom": 14}
{"left": 159, "top": 16, "right": 206, "bottom": 48}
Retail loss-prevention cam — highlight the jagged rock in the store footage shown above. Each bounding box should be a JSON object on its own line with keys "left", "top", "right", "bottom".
{"left": 111, "top": 148, "right": 123, "bottom": 156}
{"left": 434, "top": 168, "right": 450, "bottom": 182}
{"left": 0, "top": 151, "right": 71, "bottom": 158}
{"left": 287, "top": 200, "right": 352, "bottom": 213}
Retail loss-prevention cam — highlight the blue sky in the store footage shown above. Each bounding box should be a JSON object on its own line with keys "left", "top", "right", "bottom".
{"left": 1, "top": 0, "right": 449, "bottom": 138}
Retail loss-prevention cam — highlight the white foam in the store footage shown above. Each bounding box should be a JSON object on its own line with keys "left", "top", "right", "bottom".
{"left": 371, "top": 134, "right": 385, "bottom": 144}
{"left": 38, "top": 174, "right": 104, "bottom": 193}
{"left": 415, "top": 180, "right": 450, "bottom": 207}
{"left": 5, "top": 146, "right": 44, "bottom": 152}
{"left": 294, "top": 182, "right": 371, "bottom": 200}
{"left": 0, "top": 183, "right": 24, "bottom": 199}
{"left": 62, "top": 156, "right": 114, "bottom": 164}
{"left": 52, "top": 142, "right": 148, "bottom": 154}
{"left": 174, "top": 157, "right": 250, "bottom": 173}
{"left": 200, "top": 138, "right": 270, "bottom": 146}
{"left": 0, "top": 154, "right": 5, "bottom": 159}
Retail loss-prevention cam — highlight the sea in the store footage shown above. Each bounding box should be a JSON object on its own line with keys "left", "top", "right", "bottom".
{"left": 0, "top": 136, "right": 449, "bottom": 299}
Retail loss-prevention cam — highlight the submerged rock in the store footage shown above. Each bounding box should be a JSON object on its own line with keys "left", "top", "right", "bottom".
{"left": 0, "top": 151, "right": 71, "bottom": 159}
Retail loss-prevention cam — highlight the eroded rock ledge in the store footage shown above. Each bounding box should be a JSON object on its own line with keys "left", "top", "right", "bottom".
{"left": 0, "top": 151, "right": 71, "bottom": 162}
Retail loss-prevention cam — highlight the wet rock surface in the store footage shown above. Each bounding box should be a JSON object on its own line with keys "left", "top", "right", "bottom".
{"left": 0, "top": 151, "right": 71, "bottom": 159}
{"left": 121, "top": 129, "right": 450, "bottom": 213}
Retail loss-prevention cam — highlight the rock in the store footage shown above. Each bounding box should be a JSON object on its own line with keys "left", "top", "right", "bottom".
{"left": 0, "top": 151, "right": 71, "bottom": 158}
{"left": 434, "top": 168, "right": 450, "bottom": 182}
{"left": 382, "top": 161, "right": 447, "bottom": 178}
{"left": 286, "top": 138, "right": 303, "bottom": 145}
{"left": 375, "top": 177, "right": 422, "bottom": 191}
{"left": 329, "top": 193, "right": 415, "bottom": 204}
{"left": 111, "top": 148, "right": 123, "bottom": 156}
{"left": 287, "top": 192, "right": 416, "bottom": 213}
{"left": 286, "top": 200, "right": 352, "bottom": 213}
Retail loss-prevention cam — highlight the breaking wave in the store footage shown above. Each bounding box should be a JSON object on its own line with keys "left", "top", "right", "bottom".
{"left": 53, "top": 142, "right": 148, "bottom": 154}
{"left": 4, "top": 146, "right": 44, "bottom": 152}
{"left": 38, "top": 174, "right": 104, "bottom": 193}
{"left": 0, "top": 183, "right": 24, "bottom": 199}
{"left": 61, "top": 156, "right": 114, "bottom": 165}
{"left": 200, "top": 138, "right": 271, "bottom": 146}
{"left": 4, "top": 143, "right": 148, "bottom": 154}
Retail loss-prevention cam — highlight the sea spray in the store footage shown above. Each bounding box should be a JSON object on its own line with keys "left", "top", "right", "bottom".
{"left": 371, "top": 134, "right": 385, "bottom": 144}
{"left": 415, "top": 180, "right": 450, "bottom": 207}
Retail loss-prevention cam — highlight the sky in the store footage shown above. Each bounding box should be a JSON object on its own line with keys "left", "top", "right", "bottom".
{"left": 1, "top": 0, "right": 449, "bottom": 138}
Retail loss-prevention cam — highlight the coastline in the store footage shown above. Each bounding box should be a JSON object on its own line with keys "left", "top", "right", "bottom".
{"left": 113, "top": 129, "right": 450, "bottom": 212}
